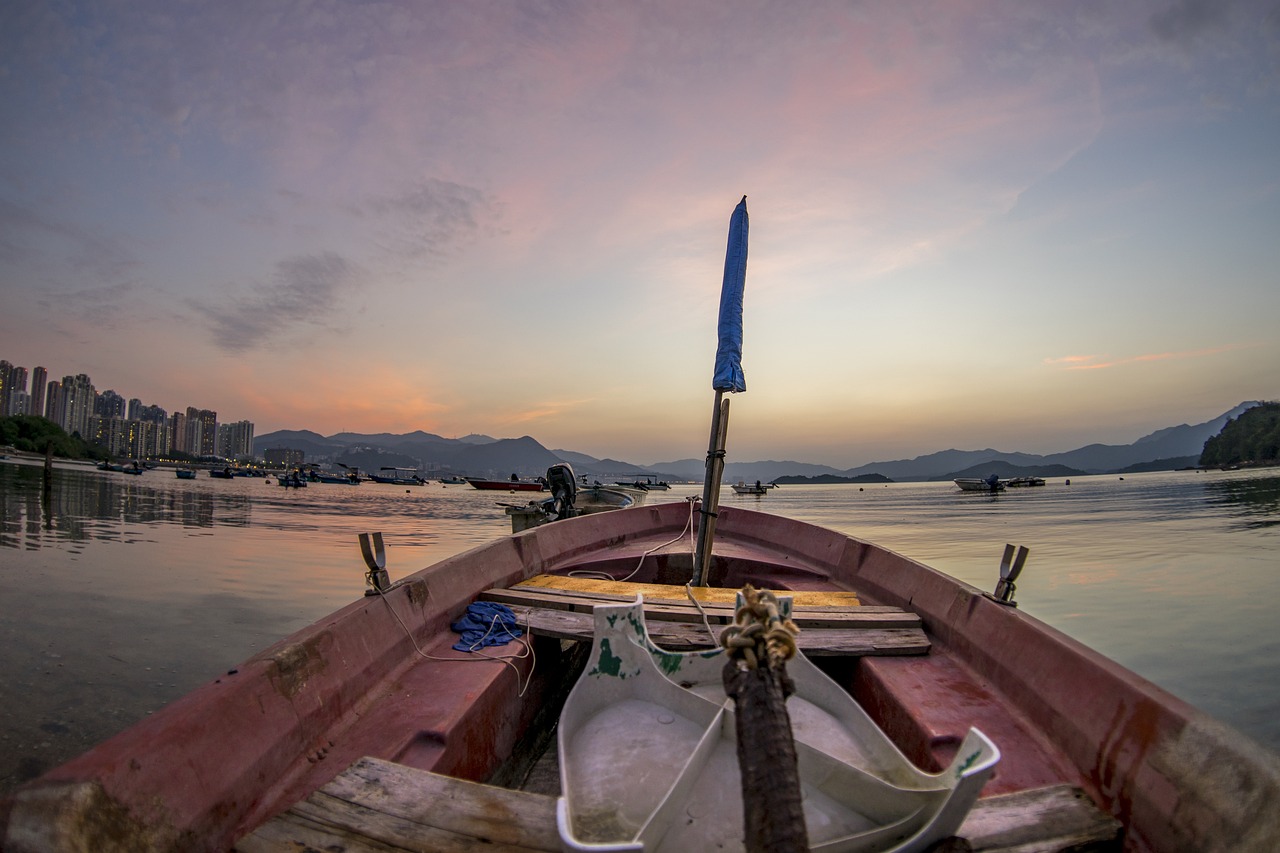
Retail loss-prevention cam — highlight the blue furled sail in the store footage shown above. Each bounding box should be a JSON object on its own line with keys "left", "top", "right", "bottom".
{"left": 712, "top": 196, "right": 749, "bottom": 393}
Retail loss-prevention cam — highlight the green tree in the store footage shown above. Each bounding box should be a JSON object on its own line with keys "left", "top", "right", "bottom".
{"left": 0, "top": 415, "right": 108, "bottom": 460}
{"left": 1200, "top": 402, "right": 1280, "bottom": 467}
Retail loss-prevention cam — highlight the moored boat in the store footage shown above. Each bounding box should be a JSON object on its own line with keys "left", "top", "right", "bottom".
{"left": 1004, "top": 476, "right": 1046, "bottom": 487}
{"left": 954, "top": 476, "right": 1004, "bottom": 492}
{"left": 502, "top": 468, "right": 648, "bottom": 532}
{"left": 368, "top": 467, "right": 427, "bottom": 485}
{"left": 731, "top": 480, "right": 770, "bottom": 495}
{"left": 466, "top": 475, "right": 547, "bottom": 491}
{"left": 5, "top": 501, "right": 1277, "bottom": 851}
{"left": 175, "top": 468, "right": 197, "bottom": 480}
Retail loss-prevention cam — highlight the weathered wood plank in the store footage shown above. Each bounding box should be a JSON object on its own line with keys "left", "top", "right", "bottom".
{"left": 234, "top": 756, "right": 560, "bottom": 853}
{"left": 237, "top": 758, "right": 1119, "bottom": 853}
{"left": 515, "top": 573, "right": 865, "bottom": 606}
{"left": 481, "top": 587, "right": 921, "bottom": 629}
{"left": 958, "top": 784, "right": 1122, "bottom": 851}
{"left": 506, "top": 604, "right": 930, "bottom": 656}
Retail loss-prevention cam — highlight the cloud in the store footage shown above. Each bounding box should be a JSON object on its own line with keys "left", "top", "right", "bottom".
{"left": 1149, "top": 0, "right": 1233, "bottom": 45}
{"left": 1046, "top": 345, "right": 1246, "bottom": 370}
{"left": 0, "top": 198, "right": 138, "bottom": 282}
{"left": 356, "top": 179, "right": 499, "bottom": 262}
{"left": 189, "top": 252, "right": 357, "bottom": 353}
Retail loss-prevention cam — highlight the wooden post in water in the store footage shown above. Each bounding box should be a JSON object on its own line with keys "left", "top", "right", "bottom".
{"left": 42, "top": 440, "right": 54, "bottom": 526}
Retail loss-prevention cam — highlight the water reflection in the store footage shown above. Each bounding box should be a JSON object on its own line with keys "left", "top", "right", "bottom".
{"left": 0, "top": 462, "right": 252, "bottom": 551}
{"left": 1204, "top": 474, "right": 1280, "bottom": 528}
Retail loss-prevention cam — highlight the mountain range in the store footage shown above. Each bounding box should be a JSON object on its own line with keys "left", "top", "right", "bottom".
{"left": 253, "top": 401, "right": 1263, "bottom": 483}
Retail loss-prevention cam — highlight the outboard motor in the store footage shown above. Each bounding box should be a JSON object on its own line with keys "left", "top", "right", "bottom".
{"left": 546, "top": 463, "right": 579, "bottom": 520}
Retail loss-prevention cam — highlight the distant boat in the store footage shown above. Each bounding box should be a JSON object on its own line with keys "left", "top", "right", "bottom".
{"left": 1005, "top": 477, "right": 1046, "bottom": 487}
{"left": 368, "top": 467, "right": 426, "bottom": 485}
{"left": 465, "top": 476, "right": 546, "bottom": 492}
{"left": 437, "top": 475, "right": 468, "bottom": 484}
{"left": 955, "top": 476, "right": 1004, "bottom": 492}
{"left": 175, "top": 468, "right": 197, "bottom": 480}
{"left": 306, "top": 467, "right": 360, "bottom": 485}
{"left": 278, "top": 470, "right": 307, "bottom": 488}
{"left": 208, "top": 467, "right": 236, "bottom": 479}
{"left": 614, "top": 477, "right": 671, "bottom": 490}
{"left": 731, "top": 480, "right": 770, "bottom": 495}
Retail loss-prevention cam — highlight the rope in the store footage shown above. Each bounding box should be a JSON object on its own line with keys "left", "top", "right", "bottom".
{"left": 719, "top": 586, "right": 799, "bottom": 670}
{"left": 371, "top": 582, "right": 537, "bottom": 697}
{"left": 568, "top": 497, "right": 698, "bottom": 583}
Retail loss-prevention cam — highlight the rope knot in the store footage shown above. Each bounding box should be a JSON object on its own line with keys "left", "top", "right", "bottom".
{"left": 719, "top": 585, "right": 800, "bottom": 669}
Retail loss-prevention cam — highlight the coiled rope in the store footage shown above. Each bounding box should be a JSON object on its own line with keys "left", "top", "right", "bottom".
{"left": 719, "top": 585, "right": 799, "bottom": 670}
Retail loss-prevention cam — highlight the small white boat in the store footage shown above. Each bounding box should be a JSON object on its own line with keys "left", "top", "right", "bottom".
{"left": 954, "top": 477, "right": 1004, "bottom": 492}
{"left": 731, "top": 480, "right": 770, "bottom": 495}
{"left": 556, "top": 597, "right": 999, "bottom": 852}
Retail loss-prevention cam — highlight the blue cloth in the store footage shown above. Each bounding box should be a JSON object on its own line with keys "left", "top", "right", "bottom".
{"left": 451, "top": 601, "right": 524, "bottom": 651}
{"left": 712, "top": 196, "right": 749, "bottom": 393}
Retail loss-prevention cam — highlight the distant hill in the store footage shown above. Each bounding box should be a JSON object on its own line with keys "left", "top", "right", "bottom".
{"left": 938, "top": 461, "right": 1086, "bottom": 481}
{"left": 773, "top": 473, "right": 893, "bottom": 485}
{"left": 253, "top": 401, "right": 1269, "bottom": 482}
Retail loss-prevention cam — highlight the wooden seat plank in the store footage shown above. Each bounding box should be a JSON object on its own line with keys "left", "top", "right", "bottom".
{"left": 505, "top": 603, "right": 930, "bottom": 656}
{"left": 235, "top": 756, "right": 559, "bottom": 852}
{"left": 236, "top": 757, "right": 1119, "bottom": 853}
{"left": 515, "top": 573, "right": 863, "bottom": 606}
{"left": 480, "top": 587, "right": 921, "bottom": 629}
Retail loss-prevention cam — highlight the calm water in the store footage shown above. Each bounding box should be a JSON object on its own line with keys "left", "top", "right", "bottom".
{"left": 1, "top": 456, "right": 1277, "bottom": 795}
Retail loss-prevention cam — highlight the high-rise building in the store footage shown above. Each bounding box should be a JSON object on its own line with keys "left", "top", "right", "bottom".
{"left": 45, "top": 380, "right": 65, "bottom": 427}
{"left": 197, "top": 409, "right": 218, "bottom": 457}
{"left": 0, "top": 360, "right": 10, "bottom": 414}
{"left": 217, "top": 420, "right": 255, "bottom": 460}
{"left": 171, "top": 410, "right": 189, "bottom": 454}
{"left": 4, "top": 365, "right": 28, "bottom": 415}
{"left": 96, "top": 389, "right": 126, "bottom": 419}
{"left": 30, "top": 367, "right": 46, "bottom": 418}
{"left": 61, "top": 374, "right": 96, "bottom": 438}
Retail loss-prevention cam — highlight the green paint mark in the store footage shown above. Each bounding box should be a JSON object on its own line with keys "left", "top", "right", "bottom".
{"left": 656, "top": 651, "right": 684, "bottom": 676}
{"left": 590, "top": 637, "right": 624, "bottom": 678}
{"left": 955, "top": 749, "right": 983, "bottom": 779}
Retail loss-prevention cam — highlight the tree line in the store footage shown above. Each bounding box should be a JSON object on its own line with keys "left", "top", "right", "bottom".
{"left": 1199, "top": 402, "right": 1280, "bottom": 467}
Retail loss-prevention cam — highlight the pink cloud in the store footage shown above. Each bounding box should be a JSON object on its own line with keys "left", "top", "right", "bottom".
{"left": 1046, "top": 344, "right": 1248, "bottom": 371}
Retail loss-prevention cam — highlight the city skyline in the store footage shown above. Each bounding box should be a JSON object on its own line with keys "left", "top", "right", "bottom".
{"left": 1, "top": 356, "right": 255, "bottom": 460}
{"left": 2, "top": 3, "right": 1278, "bottom": 468}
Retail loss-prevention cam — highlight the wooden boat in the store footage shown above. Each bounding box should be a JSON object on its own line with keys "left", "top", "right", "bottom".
{"left": 7, "top": 197, "right": 1278, "bottom": 851}
{"left": 466, "top": 476, "right": 547, "bottom": 492}
{"left": 4, "top": 500, "right": 1276, "bottom": 851}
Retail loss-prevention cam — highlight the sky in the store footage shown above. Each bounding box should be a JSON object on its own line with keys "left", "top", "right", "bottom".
{"left": 2, "top": 1, "right": 1278, "bottom": 469}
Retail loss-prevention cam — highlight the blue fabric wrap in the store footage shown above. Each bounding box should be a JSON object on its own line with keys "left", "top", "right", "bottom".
{"left": 712, "top": 196, "right": 749, "bottom": 393}
{"left": 451, "top": 601, "right": 524, "bottom": 651}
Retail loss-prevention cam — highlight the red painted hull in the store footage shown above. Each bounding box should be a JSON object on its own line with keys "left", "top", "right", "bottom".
{"left": 3, "top": 502, "right": 1276, "bottom": 851}
{"left": 465, "top": 477, "right": 545, "bottom": 491}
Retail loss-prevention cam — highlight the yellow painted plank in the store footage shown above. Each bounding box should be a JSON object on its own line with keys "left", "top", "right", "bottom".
{"left": 517, "top": 574, "right": 860, "bottom": 606}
